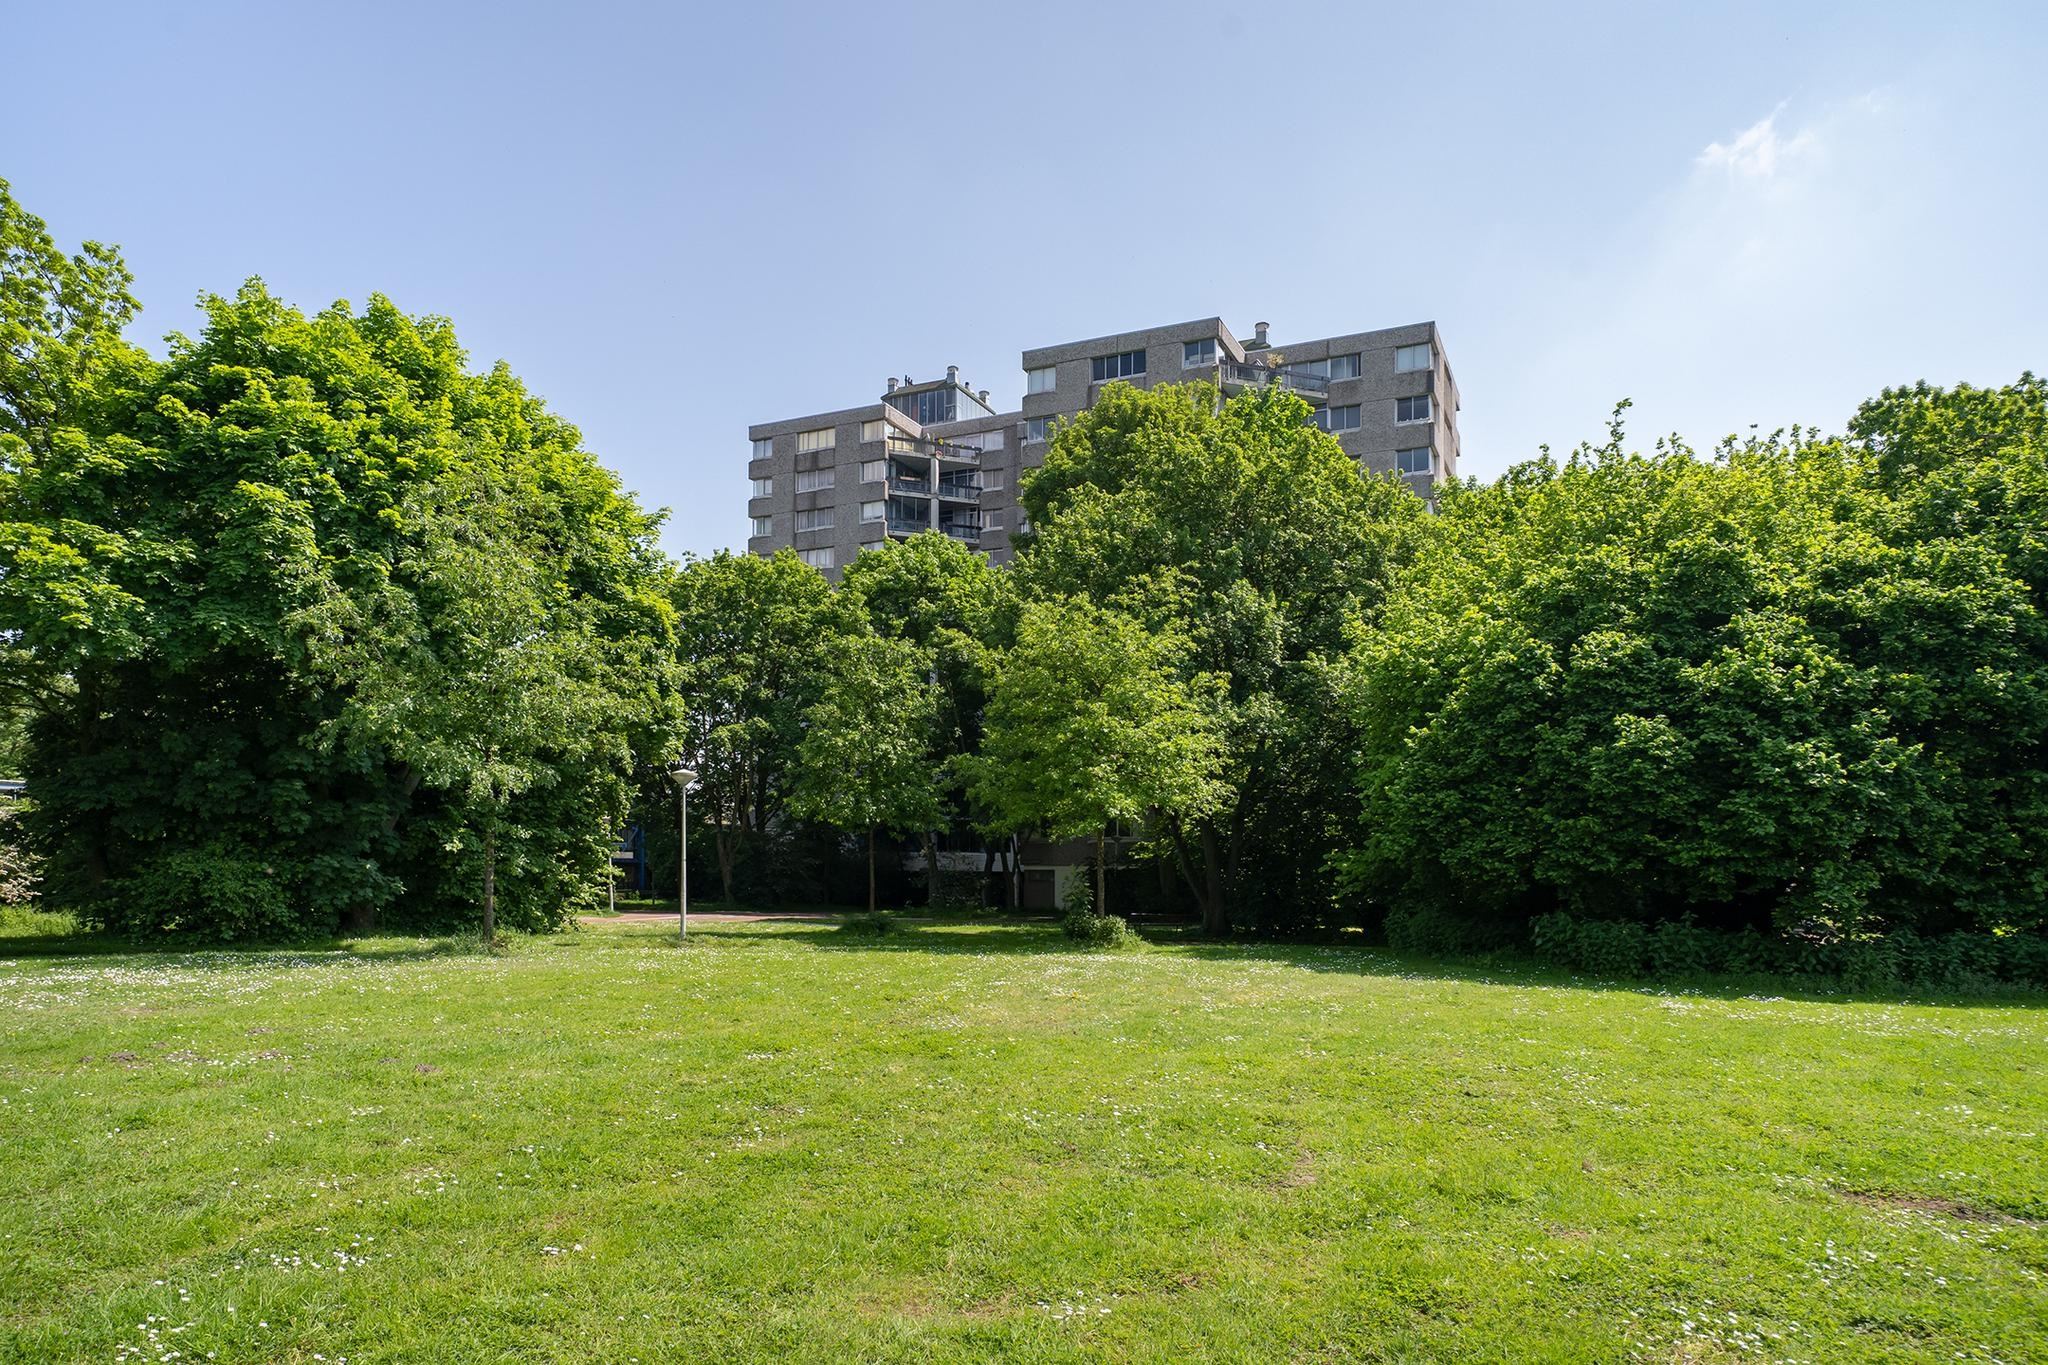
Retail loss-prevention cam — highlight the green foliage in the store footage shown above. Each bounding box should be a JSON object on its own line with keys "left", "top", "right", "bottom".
{"left": 838, "top": 910, "right": 897, "bottom": 937}
{"left": 928, "top": 868, "right": 986, "bottom": 913}
{"left": 1530, "top": 912, "right": 2048, "bottom": 991}
{"left": 1344, "top": 383, "right": 2048, "bottom": 943}
{"left": 1014, "top": 380, "right": 1423, "bottom": 931}
{"left": 0, "top": 803, "right": 38, "bottom": 904}
{"left": 669, "top": 550, "right": 859, "bottom": 901}
{"left": 1383, "top": 904, "right": 1525, "bottom": 958}
{"left": 114, "top": 843, "right": 297, "bottom": 942}
{"left": 790, "top": 631, "right": 945, "bottom": 839}
{"left": 961, "top": 594, "right": 1226, "bottom": 917}
{"left": 0, "top": 182, "right": 671, "bottom": 941}
{"left": 1061, "top": 908, "right": 1140, "bottom": 949}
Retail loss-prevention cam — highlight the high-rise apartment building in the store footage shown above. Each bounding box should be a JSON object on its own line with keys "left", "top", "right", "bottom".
{"left": 746, "top": 316, "right": 1458, "bottom": 574}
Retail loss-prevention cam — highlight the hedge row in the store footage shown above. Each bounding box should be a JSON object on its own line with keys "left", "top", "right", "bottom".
{"left": 1530, "top": 913, "right": 2048, "bottom": 992}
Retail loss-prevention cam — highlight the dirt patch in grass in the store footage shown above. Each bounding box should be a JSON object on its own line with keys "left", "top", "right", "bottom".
{"left": 1839, "top": 1188, "right": 2043, "bottom": 1225}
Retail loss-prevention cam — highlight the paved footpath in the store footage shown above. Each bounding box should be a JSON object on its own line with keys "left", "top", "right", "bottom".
{"left": 582, "top": 910, "right": 842, "bottom": 926}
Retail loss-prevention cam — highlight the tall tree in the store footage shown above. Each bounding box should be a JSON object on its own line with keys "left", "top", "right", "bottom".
{"left": 1013, "top": 380, "right": 1421, "bottom": 931}
{"left": 960, "top": 597, "right": 1226, "bottom": 918}
{"left": 789, "top": 630, "right": 946, "bottom": 911}
{"left": 839, "top": 531, "right": 1009, "bottom": 902}
{"left": 668, "top": 550, "right": 859, "bottom": 901}
{"left": 294, "top": 464, "right": 649, "bottom": 942}
{"left": 3, "top": 178, "right": 672, "bottom": 939}
{"left": 1342, "top": 385, "right": 2048, "bottom": 941}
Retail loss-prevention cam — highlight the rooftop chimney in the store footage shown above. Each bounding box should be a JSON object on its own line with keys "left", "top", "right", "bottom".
{"left": 977, "top": 389, "right": 989, "bottom": 405}
{"left": 886, "top": 377, "right": 899, "bottom": 392}
{"left": 946, "top": 365, "right": 960, "bottom": 383}
{"left": 1253, "top": 321, "right": 1270, "bottom": 347}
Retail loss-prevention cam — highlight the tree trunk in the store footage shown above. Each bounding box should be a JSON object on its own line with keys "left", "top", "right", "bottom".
{"left": 1199, "top": 824, "right": 1228, "bottom": 937}
{"left": 867, "top": 829, "right": 877, "bottom": 913}
{"left": 1095, "top": 828, "right": 1107, "bottom": 918}
{"left": 926, "top": 830, "right": 942, "bottom": 907}
{"left": 714, "top": 827, "right": 736, "bottom": 902}
{"left": 1008, "top": 836, "right": 1021, "bottom": 909}
{"left": 981, "top": 843, "right": 997, "bottom": 910}
{"left": 482, "top": 826, "right": 497, "bottom": 945}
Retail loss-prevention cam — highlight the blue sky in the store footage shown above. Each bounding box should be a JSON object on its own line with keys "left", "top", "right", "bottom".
{"left": 8, "top": 1, "right": 2044, "bottom": 558}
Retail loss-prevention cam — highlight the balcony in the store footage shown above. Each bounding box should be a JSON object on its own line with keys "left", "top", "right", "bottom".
{"left": 1220, "top": 360, "right": 1330, "bottom": 397}
{"left": 936, "top": 476, "right": 981, "bottom": 502}
{"left": 885, "top": 515, "right": 931, "bottom": 539}
{"left": 885, "top": 436, "right": 980, "bottom": 465}
{"left": 889, "top": 475, "right": 932, "bottom": 496}
{"left": 939, "top": 520, "right": 982, "bottom": 544}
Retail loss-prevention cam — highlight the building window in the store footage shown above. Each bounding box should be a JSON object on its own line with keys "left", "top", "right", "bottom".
{"left": 1025, "top": 416, "right": 1057, "bottom": 443}
{"left": 796, "top": 468, "right": 835, "bottom": 493}
{"left": 860, "top": 419, "right": 887, "bottom": 443}
{"left": 1394, "top": 343, "right": 1431, "bottom": 373}
{"left": 750, "top": 477, "right": 773, "bottom": 497}
{"left": 1328, "top": 353, "right": 1362, "bottom": 379}
{"left": 751, "top": 438, "right": 772, "bottom": 460}
{"left": 977, "top": 428, "right": 1005, "bottom": 451}
{"left": 798, "top": 547, "right": 834, "bottom": 570}
{"left": 984, "top": 508, "right": 1003, "bottom": 530}
{"left": 1182, "top": 339, "right": 1217, "bottom": 368}
{"left": 1396, "top": 394, "right": 1432, "bottom": 424}
{"left": 858, "top": 460, "right": 886, "bottom": 484}
{"left": 750, "top": 516, "right": 772, "bottom": 538}
{"left": 1397, "top": 448, "right": 1433, "bottom": 476}
{"left": 861, "top": 500, "right": 884, "bottom": 523}
{"left": 795, "top": 428, "right": 834, "bottom": 453}
{"left": 796, "top": 508, "right": 834, "bottom": 532}
{"left": 1025, "top": 366, "right": 1057, "bottom": 394}
{"left": 980, "top": 469, "right": 1005, "bottom": 492}
{"left": 1091, "top": 349, "right": 1146, "bottom": 382}
{"left": 1318, "top": 405, "right": 1361, "bottom": 432}
{"left": 890, "top": 388, "right": 957, "bottom": 424}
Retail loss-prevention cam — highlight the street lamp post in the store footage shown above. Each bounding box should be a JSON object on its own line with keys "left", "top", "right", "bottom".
{"left": 671, "top": 765, "right": 698, "bottom": 940}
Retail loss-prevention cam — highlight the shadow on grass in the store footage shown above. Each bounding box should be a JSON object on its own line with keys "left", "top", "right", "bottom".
{"left": 11, "top": 903, "right": 2042, "bottom": 1010}
{"left": 677, "top": 913, "right": 2048, "bottom": 1010}
{"left": 0, "top": 909, "right": 491, "bottom": 967}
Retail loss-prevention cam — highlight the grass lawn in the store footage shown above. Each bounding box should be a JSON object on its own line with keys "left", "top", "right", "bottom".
{"left": 2, "top": 914, "right": 2043, "bottom": 1363}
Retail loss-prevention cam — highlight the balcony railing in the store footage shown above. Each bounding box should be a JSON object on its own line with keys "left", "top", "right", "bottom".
{"left": 885, "top": 436, "right": 980, "bottom": 465}
{"left": 936, "top": 476, "right": 981, "bottom": 500}
{"left": 889, "top": 475, "right": 932, "bottom": 496}
{"left": 1220, "top": 360, "right": 1331, "bottom": 395}
{"left": 885, "top": 515, "right": 930, "bottom": 538}
{"left": 940, "top": 521, "right": 981, "bottom": 543}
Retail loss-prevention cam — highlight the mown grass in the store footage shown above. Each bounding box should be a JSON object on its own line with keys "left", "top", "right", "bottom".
{"left": 2, "top": 912, "right": 2043, "bottom": 1363}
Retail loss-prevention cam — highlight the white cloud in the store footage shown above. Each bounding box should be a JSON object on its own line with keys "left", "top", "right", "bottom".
{"left": 1695, "top": 105, "right": 1817, "bottom": 178}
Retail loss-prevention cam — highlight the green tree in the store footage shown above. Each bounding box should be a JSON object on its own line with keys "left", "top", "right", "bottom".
{"left": 1342, "top": 385, "right": 2048, "bottom": 942}
{"left": 1014, "top": 380, "right": 1421, "bottom": 931}
{"left": 839, "top": 531, "right": 1009, "bottom": 902}
{"left": 789, "top": 630, "right": 946, "bottom": 911}
{"left": 961, "top": 597, "right": 1226, "bottom": 917}
{"left": 2, "top": 179, "right": 672, "bottom": 938}
{"left": 295, "top": 465, "right": 654, "bottom": 942}
{"left": 668, "top": 550, "right": 859, "bottom": 902}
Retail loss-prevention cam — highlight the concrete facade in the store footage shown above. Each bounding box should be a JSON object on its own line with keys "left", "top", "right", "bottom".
{"left": 747, "top": 316, "right": 1459, "bottom": 575}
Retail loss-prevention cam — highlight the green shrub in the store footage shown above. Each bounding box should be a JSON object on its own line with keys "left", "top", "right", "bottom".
{"left": 1061, "top": 910, "right": 1140, "bottom": 949}
{"left": 929, "top": 868, "right": 986, "bottom": 913}
{"left": 1531, "top": 913, "right": 2048, "bottom": 991}
{"left": 96, "top": 844, "right": 307, "bottom": 942}
{"left": 1387, "top": 904, "right": 1523, "bottom": 957}
{"left": 839, "top": 911, "right": 896, "bottom": 936}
